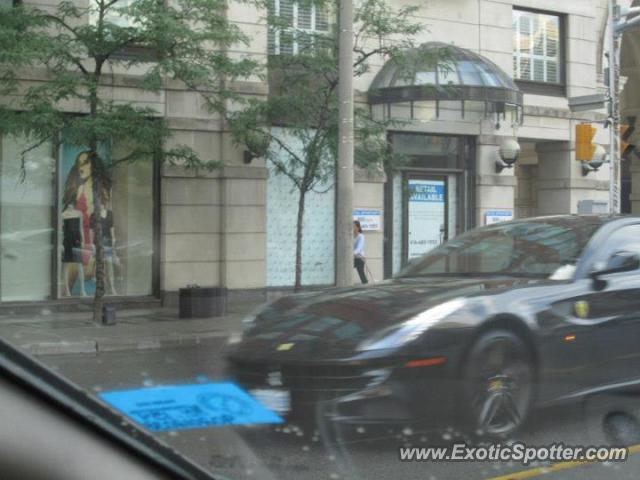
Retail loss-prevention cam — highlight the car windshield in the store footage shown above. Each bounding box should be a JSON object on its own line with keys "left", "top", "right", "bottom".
{"left": 399, "top": 218, "right": 602, "bottom": 279}
{"left": 5, "top": 0, "right": 640, "bottom": 479}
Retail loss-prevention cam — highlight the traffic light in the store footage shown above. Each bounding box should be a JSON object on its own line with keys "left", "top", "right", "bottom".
{"left": 620, "top": 123, "right": 634, "bottom": 159}
{"left": 575, "top": 123, "right": 597, "bottom": 161}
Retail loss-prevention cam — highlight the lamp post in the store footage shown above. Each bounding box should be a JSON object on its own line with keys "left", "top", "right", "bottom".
{"left": 607, "top": 0, "right": 640, "bottom": 214}
{"left": 336, "top": 0, "right": 354, "bottom": 287}
{"left": 608, "top": 0, "right": 621, "bottom": 214}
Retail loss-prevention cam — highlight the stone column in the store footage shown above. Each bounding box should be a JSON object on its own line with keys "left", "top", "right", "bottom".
{"left": 219, "top": 165, "right": 268, "bottom": 301}
{"left": 353, "top": 167, "right": 386, "bottom": 284}
{"left": 630, "top": 154, "right": 640, "bottom": 214}
{"left": 475, "top": 135, "right": 517, "bottom": 226}
{"left": 160, "top": 134, "right": 268, "bottom": 306}
{"left": 535, "top": 141, "right": 609, "bottom": 215}
{"left": 160, "top": 131, "right": 224, "bottom": 307}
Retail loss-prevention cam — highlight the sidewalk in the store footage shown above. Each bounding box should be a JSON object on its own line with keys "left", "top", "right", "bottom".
{"left": 0, "top": 302, "right": 260, "bottom": 356}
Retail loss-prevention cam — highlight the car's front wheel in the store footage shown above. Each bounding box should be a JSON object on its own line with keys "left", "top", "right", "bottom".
{"left": 460, "top": 329, "right": 534, "bottom": 438}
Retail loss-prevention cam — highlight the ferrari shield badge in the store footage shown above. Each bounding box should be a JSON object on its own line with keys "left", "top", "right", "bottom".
{"left": 574, "top": 300, "right": 590, "bottom": 319}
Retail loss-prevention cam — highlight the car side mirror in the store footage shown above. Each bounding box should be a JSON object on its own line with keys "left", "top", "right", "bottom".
{"left": 590, "top": 251, "right": 640, "bottom": 281}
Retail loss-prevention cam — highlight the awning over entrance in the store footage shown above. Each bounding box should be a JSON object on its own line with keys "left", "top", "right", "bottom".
{"left": 368, "top": 42, "right": 523, "bottom": 123}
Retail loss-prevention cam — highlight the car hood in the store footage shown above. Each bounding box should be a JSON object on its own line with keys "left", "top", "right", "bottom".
{"left": 227, "top": 276, "right": 547, "bottom": 361}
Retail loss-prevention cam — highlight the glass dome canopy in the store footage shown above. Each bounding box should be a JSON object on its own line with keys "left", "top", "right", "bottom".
{"left": 368, "top": 42, "right": 523, "bottom": 121}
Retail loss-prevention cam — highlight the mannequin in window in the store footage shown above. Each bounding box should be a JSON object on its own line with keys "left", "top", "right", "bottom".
{"left": 61, "top": 150, "right": 112, "bottom": 283}
{"left": 61, "top": 204, "right": 87, "bottom": 297}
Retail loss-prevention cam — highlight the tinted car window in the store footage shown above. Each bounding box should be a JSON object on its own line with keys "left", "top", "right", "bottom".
{"left": 597, "top": 224, "right": 640, "bottom": 259}
{"left": 400, "top": 219, "right": 601, "bottom": 278}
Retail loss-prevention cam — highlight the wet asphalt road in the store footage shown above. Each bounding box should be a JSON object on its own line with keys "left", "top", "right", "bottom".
{"left": 39, "top": 339, "right": 640, "bottom": 480}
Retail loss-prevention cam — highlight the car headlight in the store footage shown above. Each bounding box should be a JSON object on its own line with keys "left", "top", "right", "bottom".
{"left": 356, "top": 298, "right": 466, "bottom": 351}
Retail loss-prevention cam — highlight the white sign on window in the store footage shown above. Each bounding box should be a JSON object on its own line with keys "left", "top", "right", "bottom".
{"left": 407, "top": 179, "right": 446, "bottom": 259}
{"left": 485, "top": 210, "right": 514, "bottom": 225}
{"left": 353, "top": 209, "right": 382, "bottom": 231}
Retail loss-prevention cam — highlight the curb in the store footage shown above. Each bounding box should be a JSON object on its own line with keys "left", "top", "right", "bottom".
{"left": 22, "top": 331, "right": 232, "bottom": 356}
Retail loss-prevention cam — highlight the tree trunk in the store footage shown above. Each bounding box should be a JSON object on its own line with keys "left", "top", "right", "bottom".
{"left": 294, "top": 188, "right": 307, "bottom": 292}
{"left": 92, "top": 175, "right": 106, "bottom": 324}
{"left": 89, "top": 66, "right": 105, "bottom": 324}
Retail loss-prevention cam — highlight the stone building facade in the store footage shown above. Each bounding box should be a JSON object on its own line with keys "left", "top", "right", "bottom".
{"left": 0, "top": 0, "right": 617, "bottom": 307}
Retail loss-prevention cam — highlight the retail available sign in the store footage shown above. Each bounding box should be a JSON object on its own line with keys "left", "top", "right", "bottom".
{"left": 407, "top": 179, "right": 446, "bottom": 259}
{"left": 485, "top": 210, "right": 514, "bottom": 225}
{"left": 353, "top": 209, "right": 382, "bottom": 231}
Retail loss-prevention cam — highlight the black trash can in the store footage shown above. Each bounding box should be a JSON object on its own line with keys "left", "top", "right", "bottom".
{"left": 102, "top": 304, "right": 117, "bottom": 325}
{"left": 179, "top": 286, "right": 227, "bottom": 318}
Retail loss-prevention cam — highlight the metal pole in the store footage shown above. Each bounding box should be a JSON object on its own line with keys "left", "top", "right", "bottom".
{"left": 608, "top": 0, "right": 621, "bottom": 214}
{"left": 336, "top": 0, "right": 354, "bottom": 287}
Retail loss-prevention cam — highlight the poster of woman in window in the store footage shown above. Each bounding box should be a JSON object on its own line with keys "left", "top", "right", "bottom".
{"left": 60, "top": 147, "right": 119, "bottom": 297}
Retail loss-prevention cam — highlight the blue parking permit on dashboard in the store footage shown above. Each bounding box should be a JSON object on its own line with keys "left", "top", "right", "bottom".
{"left": 99, "top": 382, "right": 284, "bottom": 431}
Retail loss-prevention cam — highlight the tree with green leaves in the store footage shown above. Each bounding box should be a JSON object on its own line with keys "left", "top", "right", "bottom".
{"left": 0, "top": 0, "right": 258, "bottom": 321}
{"left": 229, "top": 0, "right": 447, "bottom": 291}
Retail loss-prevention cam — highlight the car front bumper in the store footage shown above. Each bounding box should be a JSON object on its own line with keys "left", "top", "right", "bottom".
{"left": 224, "top": 356, "right": 461, "bottom": 430}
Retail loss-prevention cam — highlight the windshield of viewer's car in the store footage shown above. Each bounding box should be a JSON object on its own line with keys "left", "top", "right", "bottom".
{"left": 399, "top": 220, "right": 602, "bottom": 279}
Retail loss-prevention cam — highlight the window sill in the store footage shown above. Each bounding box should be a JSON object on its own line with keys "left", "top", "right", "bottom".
{"left": 515, "top": 80, "right": 566, "bottom": 97}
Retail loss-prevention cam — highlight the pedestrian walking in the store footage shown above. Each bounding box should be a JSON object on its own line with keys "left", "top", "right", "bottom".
{"left": 353, "top": 220, "right": 368, "bottom": 284}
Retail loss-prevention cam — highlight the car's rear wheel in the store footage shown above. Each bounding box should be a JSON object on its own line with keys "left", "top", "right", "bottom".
{"left": 461, "top": 330, "right": 534, "bottom": 438}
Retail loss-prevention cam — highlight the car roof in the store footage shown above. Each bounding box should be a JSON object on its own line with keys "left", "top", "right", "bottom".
{"left": 494, "top": 214, "right": 637, "bottom": 229}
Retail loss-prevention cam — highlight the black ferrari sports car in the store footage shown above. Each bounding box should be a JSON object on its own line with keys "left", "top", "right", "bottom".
{"left": 226, "top": 215, "right": 640, "bottom": 437}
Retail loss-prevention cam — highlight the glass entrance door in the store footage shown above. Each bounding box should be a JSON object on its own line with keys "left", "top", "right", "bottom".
{"left": 385, "top": 133, "right": 475, "bottom": 277}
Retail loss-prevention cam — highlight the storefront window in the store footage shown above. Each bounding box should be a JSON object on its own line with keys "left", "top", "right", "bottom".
{"left": 58, "top": 141, "right": 154, "bottom": 298}
{"left": 0, "top": 135, "right": 55, "bottom": 301}
{"left": 1, "top": 133, "right": 154, "bottom": 303}
{"left": 110, "top": 159, "right": 154, "bottom": 296}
